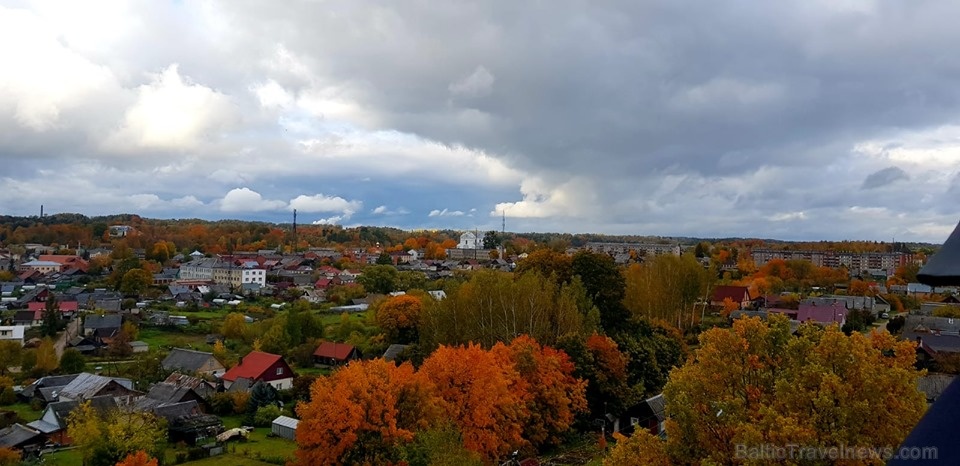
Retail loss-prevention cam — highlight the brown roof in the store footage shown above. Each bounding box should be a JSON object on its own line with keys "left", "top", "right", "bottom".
{"left": 711, "top": 285, "right": 751, "bottom": 302}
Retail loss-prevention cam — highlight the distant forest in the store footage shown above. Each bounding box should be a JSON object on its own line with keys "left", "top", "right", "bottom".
{"left": 0, "top": 213, "right": 939, "bottom": 256}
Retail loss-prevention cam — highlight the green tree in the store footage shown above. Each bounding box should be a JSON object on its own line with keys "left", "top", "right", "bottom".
{"left": 245, "top": 381, "right": 278, "bottom": 425}
{"left": 357, "top": 265, "right": 399, "bottom": 294}
{"left": 482, "top": 231, "right": 502, "bottom": 250}
{"left": 119, "top": 268, "right": 152, "bottom": 295}
{"left": 40, "top": 293, "right": 63, "bottom": 338}
{"left": 221, "top": 313, "right": 248, "bottom": 341}
{"left": 572, "top": 250, "right": 630, "bottom": 334}
{"left": 59, "top": 348, "right": 86, "bottom": 374}
{"left": 376, "top": 252, "right": 394, "bottom": 265}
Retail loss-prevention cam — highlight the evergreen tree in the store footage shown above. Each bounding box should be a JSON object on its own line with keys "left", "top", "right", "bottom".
{"left": 40, "top": 294, "right": 62, "bottom": 338}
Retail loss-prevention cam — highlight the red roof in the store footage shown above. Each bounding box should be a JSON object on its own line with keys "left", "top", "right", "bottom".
{"left": 313, "top": 342, "right": 357, "bottom": 361}
{"left": 222, "top": 351, "right": 283, "bottom": 382}
{"left": 711, "top": 285, "right": 750, "bottom": 303}
{"left": 27, "top": 301, "right": 79, "bottom": 312}
{"left": 314, "top": 278, "right": 333, "bottom": 289}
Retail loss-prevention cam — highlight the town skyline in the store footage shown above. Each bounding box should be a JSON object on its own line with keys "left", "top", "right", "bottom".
{"left": 3, "top": 2, "right": 960, "bottom": 243}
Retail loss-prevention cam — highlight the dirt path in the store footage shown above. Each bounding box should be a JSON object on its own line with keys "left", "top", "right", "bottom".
{"left": 55, "top": 317, "right": 80, "bottom": 358}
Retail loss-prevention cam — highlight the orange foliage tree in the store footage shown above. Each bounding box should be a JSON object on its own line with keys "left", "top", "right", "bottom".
{"left": 491, "top": 336, "right": 587, "bottom": 448}
{"left": 376, "top": 294, "right": 423, "bottom": 343}
{"left": 115, "top": 450, "right": 158, "bottom": 466}
{"left": 418, "top": 343, "right": 528, "bottom": 463}
{"left": 295, "top": 359, "right": 438, "bottom": 465}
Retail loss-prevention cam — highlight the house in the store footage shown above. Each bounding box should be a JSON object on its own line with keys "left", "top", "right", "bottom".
{"left": 0, "top": 326, "right": 25, "bottom": 346}
{"left": 768, "top": 301, "right": 847, "bottom": 326}
{"left": 162, "top": 349, "right": 226, "bottom": 377}
{"left": 162, "top": 373, "right": 217, "bottom": 399}
{"left": 136, "top": 380, "right": 211, "bottom": 413}
{"left": 313, "top": 342, "right": 362, "bottom": 366}
{"left": 159, "top": 400, "right": 223, "bottom": 445}
{"left": 902, "top": 316, "right": 960, "bottom": 359}
{"left": 13, "top": 310, "right": 43, "bottom": 327}
{"left": 0, "top": 423, "right": 45, "bottom": 456}
{"left": 710, "top": 285, "right": 751, "bottom": 309}
{"left": 221, "top": 351, "right": 294, "bottom": 390}
{"left": 18, "top": 374, "right": 79, "bottom": 406}
{"left": 271, "top": 416, "right": 299, "bottom": 440}
{"left": 56, "top": 373, "right": 138, "bottom": 402}
{"left": 618, "top": 394, "right": 666, "bottom": 436}
{"left": 26, "top": 395, "right": 118, "bottom": 445}
{"left": 84, "top": 314, "right": 122, "bottom": 337}
{"left": 27, "top": 300, "right": 79, "bottom": 319}
{"left": 382, "top": 344, "right": 409, "bottom": 361}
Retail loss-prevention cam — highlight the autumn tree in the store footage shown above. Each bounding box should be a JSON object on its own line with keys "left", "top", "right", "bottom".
{"left": 116, "top": 450, "right": 159, "bottom": 466}
{"left": 418, "top": 343, "right": 526, "bottom": 463}
{"left": 491, "top": 336, "right": 587, "bottom": 448}
{"left": 623, "top": 253, "right": 714, "bottom": 331}
{"left": 377, "top": 294, "right": 424, "bottom": 343}
{"left": 33, "top": 337, "right": 58, "bottom": 377}
{"left": 401, "top": 423, "right": 483, "bottom": 466}
{"left": 419, "top": 270, "right": 594, "bottom": 349}
{"left": 0, "top": 448, "right": 18, "bottom": 466}
{"left": 120, "top": 268, "right": 153, "bottom": 295}
{"left": 221, "top": 312, "right": 248, "bottom": 341}
{"left": 68, "top": 402, "right": 166, "bottom": 466}
{"left": 295, "top": 359, "right": 438, "bottom": 465}
{"left": 515, "top": 248, "right": 574, "bottom": 284}
{"left": 0, "top": 341, "right": 21, "bottom": 376}
{"left": 625, "top": 315, "right": 926, "bottom": 465}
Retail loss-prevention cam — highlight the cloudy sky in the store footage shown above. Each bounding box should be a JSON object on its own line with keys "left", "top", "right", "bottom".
{"left": 2, "top": 0, "right": 960, "bottom": 242}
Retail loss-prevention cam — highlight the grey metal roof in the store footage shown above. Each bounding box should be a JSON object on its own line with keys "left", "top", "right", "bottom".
{"left": 58, "top": 373, "right": 133, "bottom": 400}
{"left": 162, "top": 348, "right": 221, "bottom": 373}
{"left": 0, "top": 424, "right": 42, "bottom": 448}
{"left": 382, "top": 344, "right": 410, "bottom": 361}
{"left": 152, "top": 400, "right": 202, "bottom": 422}
{"left": 272, "top": 415, "right": 299, "bottom": 430}
{"left": 645, "top": 394, "right": 666, "bottom": 422}
{"left": 84, "top": 314, "right": 122, "bottom": 330}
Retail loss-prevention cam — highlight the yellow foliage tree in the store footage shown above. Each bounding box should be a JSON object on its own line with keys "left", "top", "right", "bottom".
{"left": 618, "top": 315, "right": 926, "bottom": 465}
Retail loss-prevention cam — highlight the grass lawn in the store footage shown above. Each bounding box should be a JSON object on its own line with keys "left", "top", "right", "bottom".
{"left": 138, "top": 328, "right": 212, "bottom": 352}
{"left": 5, "top": 402, "right": 43, "bottom": 422}
{"left": 181, "top": 456, "right": 279, "bottom": 466}
{"left": 43, "top": 448, "right": 83, "bottom": 466}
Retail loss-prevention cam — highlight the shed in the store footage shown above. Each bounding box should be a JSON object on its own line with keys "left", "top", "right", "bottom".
{"left": 271, "top": 415, "right": 299, "bottom": 440}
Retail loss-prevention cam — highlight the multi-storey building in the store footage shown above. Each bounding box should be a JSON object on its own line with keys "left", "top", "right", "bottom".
{"left": 584, "top": 242, "right": 681, "bottom": 257}
{"left": 179, "top": 258, "right": 266, "bottom": 288}
{"left": 750, "top": 248, "right": 913, "bottom": 273}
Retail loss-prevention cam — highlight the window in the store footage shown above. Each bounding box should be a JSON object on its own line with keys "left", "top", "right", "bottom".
{"left": 276, "top": 367, "right": 283, "bottom": 375}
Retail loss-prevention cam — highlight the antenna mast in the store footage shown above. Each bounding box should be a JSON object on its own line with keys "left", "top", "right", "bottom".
{"left": 292, "top": 209, "right": 298, "bottom": 253}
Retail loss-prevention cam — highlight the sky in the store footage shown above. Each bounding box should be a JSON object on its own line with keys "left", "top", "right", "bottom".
{"left": 2, "top": 1, "right": 960, "bottom": 242}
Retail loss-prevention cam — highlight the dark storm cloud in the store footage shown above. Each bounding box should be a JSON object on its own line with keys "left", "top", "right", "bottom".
{"left": 862, "top": 166, "right": 909, "bottom": 189}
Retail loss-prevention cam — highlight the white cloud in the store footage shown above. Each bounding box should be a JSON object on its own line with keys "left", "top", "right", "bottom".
{"left": 288, "top": 194, "right": 361, "bottom": 214}
{"left": 449, "top": 66, "right": 495, "bottom": 98}
{"left": 372, "top": 205, "right": 388, "bottom": 214}
{"left": 0, "top": 7, "right": 118, "bottom": 131}
{"left": 312, "top": 216, "right": 344, "bottom": 225}
{"left": 252, "top": 79, "right": 294, "bottom": 109}
{"left": 429, "top": 208, "right": 465, "bottom": 217}
{"left": 219, "top": 188, "right": 286, "bottom": 212}
{"left": 171, "top": 195, "right": 205, "bottom": 208}
{"left": 105, "top": 64, "right": 236, "bottom": 151}
{"left": 769, "top": 211, "right": 807, "bottom": 222}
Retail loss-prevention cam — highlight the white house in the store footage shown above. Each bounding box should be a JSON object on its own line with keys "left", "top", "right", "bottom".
{"left": 0, "top": 326, "right": 24, "bottom": 346}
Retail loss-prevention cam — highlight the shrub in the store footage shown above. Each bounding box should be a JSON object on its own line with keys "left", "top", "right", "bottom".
{"left": 253, "top": 405, "right": 282, "bottom": 427}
